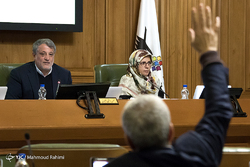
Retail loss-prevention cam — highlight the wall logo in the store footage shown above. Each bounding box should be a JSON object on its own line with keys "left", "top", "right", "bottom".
{"left": 152, "top": 56, "right": 162, "bottom": 71}
{"left": 135, "top": 27, "right": 162, "bottom": 72}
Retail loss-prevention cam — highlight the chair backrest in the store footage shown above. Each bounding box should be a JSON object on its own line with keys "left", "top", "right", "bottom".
{"left": 17, "top": 143, "right": 128, "bottom": 167}
{"left": 94, "top": 64, "right": 128, "bottom": 86}
{"left": 0, "top": 63, "right": 23, "bottom": 86}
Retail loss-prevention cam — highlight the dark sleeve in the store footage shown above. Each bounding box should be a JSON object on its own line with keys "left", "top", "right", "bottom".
{"left": 173, "top": 51, "right": 233, "bottom": 166}
{"left": 5, "top": 69, "right": 23, "bottom": 99}
{"left": 67, "top": 70, "right": 72, "bottom": 84}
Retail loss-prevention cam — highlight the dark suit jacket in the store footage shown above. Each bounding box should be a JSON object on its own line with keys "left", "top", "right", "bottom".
{"left": 105, "top": 52, "right": 233, "bottom": 167}
{"left": 5, "top": 61, "right": 72, "bottom": 99}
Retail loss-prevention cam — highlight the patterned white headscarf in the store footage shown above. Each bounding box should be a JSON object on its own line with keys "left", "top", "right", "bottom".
{"left": 126, "top": 49, "right": 158, "bottom": 94}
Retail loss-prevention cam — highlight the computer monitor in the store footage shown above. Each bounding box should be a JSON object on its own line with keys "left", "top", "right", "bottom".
{"left": 200, "top": 87, "right": 246, "bottom": 117}
{"left": 55, "top": 83, "right": 110, "bottom": 99}
{"left": 0, "top": 0, "right": 83, "bottom": 32}
{"left": 228, "top": 88, "right": 243, "bottom": 99}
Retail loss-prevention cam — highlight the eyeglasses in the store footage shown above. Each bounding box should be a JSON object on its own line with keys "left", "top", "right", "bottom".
{"left": 139, "top": 61, "right": 152, "bottom": 66}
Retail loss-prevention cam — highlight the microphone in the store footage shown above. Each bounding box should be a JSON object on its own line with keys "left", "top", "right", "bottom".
{"left": 143, "top": 76, "right": 170, "bottom": 98}
{"left": 25, "top": 133, "right": 35, "bottom": 167}
{"left": 56, "top": 80, "right": 61, "bottom": 95}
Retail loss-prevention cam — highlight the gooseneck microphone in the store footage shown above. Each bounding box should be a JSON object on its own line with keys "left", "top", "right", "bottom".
{"left": 56, "top": 80, "right": 61, "bottom": 96}
{"left": 25, "top": 133, "right": 35, "bottom": 167}
{"left": 143, "top": 76, "right": 170, "bottom": 98}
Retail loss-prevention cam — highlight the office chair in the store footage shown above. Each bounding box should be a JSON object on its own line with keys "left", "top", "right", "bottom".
{"left": 0, "top": 63, "right": 23, "bottom": 86}
{"left": 94, "top": 64, "right": 128, "bottom": 86}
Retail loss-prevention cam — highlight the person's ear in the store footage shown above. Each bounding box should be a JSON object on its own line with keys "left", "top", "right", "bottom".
{"left": 124, "top": 134, "right": 136, "bottom": 151}
{"left": 32, "top": 53, "right": 36, "bottom": 58}
{"left": 167, "top": 122, "right": 175, "bottom": 145}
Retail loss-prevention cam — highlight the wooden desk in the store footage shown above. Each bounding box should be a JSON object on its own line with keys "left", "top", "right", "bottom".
{"left": 0, "top": 99, "right": 250, "bottom": 154}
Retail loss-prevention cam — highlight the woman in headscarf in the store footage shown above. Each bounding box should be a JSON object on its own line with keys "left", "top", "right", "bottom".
{"left": 119, "top": 49, "right": 161, "bottom": 97}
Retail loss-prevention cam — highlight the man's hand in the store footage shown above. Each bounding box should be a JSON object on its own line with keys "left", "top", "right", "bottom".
{"left": 189, "top": 4, "right": 220, "bottom": 55}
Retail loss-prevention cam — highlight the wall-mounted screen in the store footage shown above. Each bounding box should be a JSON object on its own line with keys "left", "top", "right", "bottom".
{"left": 0, "top": 0, "right": 83, "bottom": 32}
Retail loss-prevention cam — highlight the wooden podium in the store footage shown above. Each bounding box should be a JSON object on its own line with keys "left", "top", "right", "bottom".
{"left": 0, "top": 99, "right": 250, "bottom": 154}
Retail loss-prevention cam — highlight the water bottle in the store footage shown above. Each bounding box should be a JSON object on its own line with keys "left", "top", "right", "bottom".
{"left": 181, "top": 84, "right": 189, "bottom": 99}
{"left": 38, "top": 84, "right": 46, "bottom": 100}
{"left": 15, "top": 153, "right": 29, "bottom": 167}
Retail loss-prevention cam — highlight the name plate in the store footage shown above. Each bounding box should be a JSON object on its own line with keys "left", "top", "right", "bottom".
{"left": 99, "top": 98, "right": 119, "bottom": 105}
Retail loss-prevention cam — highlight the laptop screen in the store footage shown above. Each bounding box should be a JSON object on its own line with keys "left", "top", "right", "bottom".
{"left": 105, "top": 87, "right": 122, "bottom": 99}
{"left": 0, "top": 86, "right": 7, "bottom": 100}
{"left": 90, "top": 158, "right": 114, "bottom": 167}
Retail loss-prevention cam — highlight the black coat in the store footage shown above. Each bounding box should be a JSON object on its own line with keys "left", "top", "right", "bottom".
{"left": 5, "top": 61, "right": 72, "bottom": 99}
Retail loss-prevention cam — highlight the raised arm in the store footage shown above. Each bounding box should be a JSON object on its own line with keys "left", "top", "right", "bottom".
{"left": 174, "top": 4, "right": 233, "bottom": 166}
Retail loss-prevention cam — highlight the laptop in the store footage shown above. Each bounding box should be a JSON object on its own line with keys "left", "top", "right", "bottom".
{"left": 105, "top": 87, "right": 122, "bottom": 99}
{"left": 193, "top": 85, "right": 232, "bottom": 99}
{"left": 0, "top": 86, "right": 7, "bottom": 100}
{"left": 193, "top": 85, "right": 205, "bottom": 99}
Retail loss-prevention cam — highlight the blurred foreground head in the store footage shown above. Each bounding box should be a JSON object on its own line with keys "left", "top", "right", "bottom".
{"left": 122, "top": 95, "right": 172, "bottom": 150}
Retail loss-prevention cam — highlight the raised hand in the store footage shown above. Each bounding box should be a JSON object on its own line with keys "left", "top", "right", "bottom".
{"left": 189, "top": 4, "right": 220, "bottom": 55}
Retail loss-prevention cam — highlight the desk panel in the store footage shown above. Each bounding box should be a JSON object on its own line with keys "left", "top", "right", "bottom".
{"left": 0, "top": 99, "right": 249, "bottom": 154}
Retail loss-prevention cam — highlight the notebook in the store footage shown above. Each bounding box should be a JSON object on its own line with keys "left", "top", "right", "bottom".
{"left": 105, "top": 87, "right": 122, "bottom": 99}
{"left": 0, "top": 86, "right": 7, "bottom": 100}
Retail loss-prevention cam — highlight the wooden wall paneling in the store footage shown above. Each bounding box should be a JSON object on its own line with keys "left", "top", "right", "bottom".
{"left": 66, "top": 0, "right": 98, "bottom": 83}
{"left": 183, "top": 0, "right": 193, "bottom": 98}
{"left": 216, "top": 0, "right": 221, "bottom": 54}
{"left": 177, "top": 0, "right": 185, "bottom": 98}
{"left": 168, "top": 0, "right": 178, "bottom": 98}
{"left": 69, "top": 68, "right": 95, "bottom": 84}
{"left": 53, "top": 32, "right": 79, "bottom": 68}
{"left": 189, "top": 0, "right": 200, "bottom": 99}
{"left": 156, "top": 0, "right": 170, "bottom": 97}
{"left": 188, "top": 0, "right": 200, "bottom": 99}
{"left": 81, "top": 0, "right": 97, "bottom": 69}
{"left": 228, "top": 0, "right": 246, "bottom": 89}
{"left": 0, "top": 31, "right": 11, "bottom": 63}
{"left": 191, "top": 0, "right": 201, "bottom": 99}
{"left": 69, "top": 0, "right": 106, "bottom": 84}
{"left": 177, "top": 0, "right": 193, "bottom": 99}
{"left": 95, "top": 0, "right": 107, "bottom": 66}
{"left": 106, "top": 0, "right": 127, "bottom": 64}
{"left": 190, "top": 0, "right": 217, "bottom": 96}
{"left": 246, "top": 0, "right": 250, "bottom": 90}
{"left": 166, "top": 0, "right": 198, "bottom": 98}
{"left": 162, "top": 0, "right": 219, "bottom": 98}
{"left": 124, "top": 0, "right": 131, "bottom": 63}
{"left": 159, "top": 0, "right": 170, "bottom": 96}
{"left": 124, "top": 0, "right": 136, "bottom": 63}
{"left": 219, "top": 0, "right": 229, "bottom": 67}
{"left": 210, "top": 0, "right": 216, "bottom": 21}
{"left": 131, "top": 0, "right": 141, "bottom": 55}
{"left": 0, "top": 31, "right": 72, "bottom": 64}
{"left": 105, "top": 0, "right": 140, "bottom": 64}
{"left": 0, "top": 31, "right": 37, "bottom": 63}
